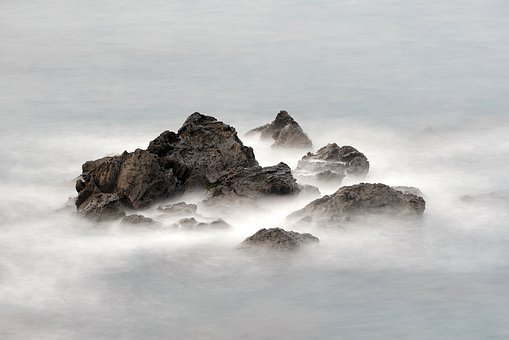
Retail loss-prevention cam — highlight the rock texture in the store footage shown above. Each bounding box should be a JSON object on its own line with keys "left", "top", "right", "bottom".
{"left": 288, "top": 183, "right": 426, "bottom": 227}
{"left": 295, "top": 143, "right": 369, "bottom": 183}
{"left": 75, "top": 112, "right": 260, "bottom": 220}
{"left": 246, "top": 110, "right": 312, "bottom": 148}
{"left": 392, "top": 186, "right": 424, "bottom": 197}
{"left": 157, "top": 202, "right": 198, "bottom": 215}
{"left": 77, "top": 193, "right": 126, "bottom": 222}
{"left": 240, "top": 228, "right": 319, "bottom": 250}
{"left": 207, "top": 162, "right": 301, "bottom": 200}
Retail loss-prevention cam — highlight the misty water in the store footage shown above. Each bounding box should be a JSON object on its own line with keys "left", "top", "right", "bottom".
{"left": 1, "top": 0, "right": 509, "bottom": 339}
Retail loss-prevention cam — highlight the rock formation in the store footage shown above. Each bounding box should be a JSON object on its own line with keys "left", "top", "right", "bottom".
{"left": 240, "top": 227, "right": 319, "bottom": 250}
{"left": 246, "top": 110, "right": 312, "bottom": 148}
{"left": 295, "top": 143, "right": 369, "bottom": 183}
{"left": 75, "top": 113, "right": 264, "bottom": 221}
{"left": 288, "top": 183, "right": 426, "bottom": 228}
{"left": 206, "top": 162, "right": 301, "bottom": 200}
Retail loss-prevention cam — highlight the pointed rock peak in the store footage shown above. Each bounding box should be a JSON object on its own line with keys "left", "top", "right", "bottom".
{"left": 178, "top": 112, "right": 221, "bottom": 134}
{"left": 273, "top": 110, "right": 295, "bottom": 125}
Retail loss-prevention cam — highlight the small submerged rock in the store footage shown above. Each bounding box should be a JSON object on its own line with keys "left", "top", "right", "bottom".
{"left": 460, "top": 190, "right": 509, "bottom": 204}
{"left": 177, "top": 217, "right": 231, "bottom": 231}
{"left": 121, "top": 214, "right": 158, "bottom": 226}
{"left": 295, "top": 143, "right": 369, "bottom": 183}
{"left": 240, "top": 227, "right": 319, "bottom": 251}
{"left": 288, "top": 183, "right": 426, "bottom": 228}
{"left": 246, "top": 110, "right": 312, "bottom": 149}
{"left": 157, "top": 202, "right": 198, "bottom": 215}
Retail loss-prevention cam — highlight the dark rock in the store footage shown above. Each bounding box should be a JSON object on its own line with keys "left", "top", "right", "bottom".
{"left": 75, "top": 149, "right": 178, "bottom": 212}
{"left": 244, "top": 123, "right": 270, "bottom": 137}
{"left": 207, "top": 162, "right": 301, "bottom": 200}
{"left": 240, "top": 227, "right": 319, "bottom": 251}
{"left": 157, "top": 202, "right": 198, "bottom": 215}
{"left": 392, "top": 186, "right": 424, "bottom": 197}
{"left": 288, "top": 183, "right": 426, "bottom": 227}
{"left": 149, "top": 112, "right": 258, "bottom": 187}
{"left": 295, "top": 143, "right": 369, "bottom": 183}
{"left": 177, "top": 217, "right": 231, "bottom": 231}
{"left": 121, "top": 214, "right": 156, "bottom": 226}
{"left": 75, "top": 112, "right": 260, "bottom": 221}
{"left": 246, "top": 110, "right": 312, "bottom": 148}
{"left": 77, "top": 193, "right": 126, "bottom": 222}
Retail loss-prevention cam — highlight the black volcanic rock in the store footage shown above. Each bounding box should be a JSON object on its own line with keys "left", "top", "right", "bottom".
{"left": 247, "top": 110, "right": 312, "bottom": 148}
{"left": 288, "top": 183, "right": 425, "bottom": 228}
{"left": 295, "top": 143, "right": 369, "bottom": 183}
{"left": 240, "top": 228, "right": 319, "bottom": 250}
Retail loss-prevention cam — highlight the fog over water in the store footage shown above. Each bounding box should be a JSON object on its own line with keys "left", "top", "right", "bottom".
{"left": 1, "top": 0, "right": 509, "bottom": 339}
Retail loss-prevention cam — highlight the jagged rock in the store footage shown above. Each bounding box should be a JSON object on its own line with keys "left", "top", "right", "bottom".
{"left": 77, "top": 193, "right": 126, "bottom": 222}
{"left": 121, "top": 214, "right": 156, "bottom": 226}
{"left": 207, "top": 162, "right": 301, "bottom": 200}
{"left": 288, "top": 183, "right": 425, "bottom": 228}
{"left": 75, "top": 112, "right": 259, "bottom": 220}
{"left": 75, "top": 149, "right": 178, "bottom": 211}
{"left": 244, "top": 123, "right": 270, "bottom": 137}
{"left": 177, "top": 217, "right": 231, "bottom": 231}
{"left": 148, "top": 112, "right": 258, "bottom": 187}
{"left": 295, "top": 143, "right": 369, "bottom": 183}
{"left": 246, "top": 110, "right": 312, "bottom": 148}
{"left": 240, "top": 228, "right": 319, "bottom": 251}
{"left": 157, "top": 202, "right": 198, "bottom": 215}
{"left": 392, "top": 186, "right": 424, "bottom": 197}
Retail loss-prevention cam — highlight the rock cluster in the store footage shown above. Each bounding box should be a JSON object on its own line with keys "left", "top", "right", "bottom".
{"left": 246, "top": 110, "right": 312, "bottom": 148}
{"left": 288, "top": 183, "right": 425, "bottom": 228}
{"left": 240, "top": 228, "right": 319, "bottom": 250}
{"left": 295, "top": 143, "right": 369, "bottom": 183}
{"left": 75, "top": 113, "right": 298, "bottom": 221}
{"left": 71, "top": 111, "right": 427, "bottom": 254}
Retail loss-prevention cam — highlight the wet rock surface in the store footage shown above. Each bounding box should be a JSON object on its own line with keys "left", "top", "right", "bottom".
{"left": 295, "top": 143, "right": 369, "bottom": 183}
{"left": 240, "top": 227, "right": 319, "bottom": 250}
{"left": 247, "top": 110, "right": 312, "bottom": 148}
{"left": 288, "top": 183, "right": 426, "bottom": 227}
